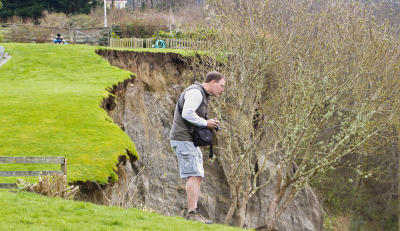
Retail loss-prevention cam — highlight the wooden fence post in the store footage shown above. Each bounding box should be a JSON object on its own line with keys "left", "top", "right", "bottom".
{"left": 62, "top": 158, "right": 67, "bottom": 175}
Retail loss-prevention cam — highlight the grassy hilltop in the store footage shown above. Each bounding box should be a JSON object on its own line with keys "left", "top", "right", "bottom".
{"left": 0, "top": 43, "right": 137, "bottom": 183}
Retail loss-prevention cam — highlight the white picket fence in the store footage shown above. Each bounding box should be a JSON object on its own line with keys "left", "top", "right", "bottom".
{"left": 110, "top": 37, "right": 213, "bottom": 50}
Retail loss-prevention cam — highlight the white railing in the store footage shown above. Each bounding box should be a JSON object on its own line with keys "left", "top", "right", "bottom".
{"left": 110, "top": 38, "right": 212, "bottom": 51}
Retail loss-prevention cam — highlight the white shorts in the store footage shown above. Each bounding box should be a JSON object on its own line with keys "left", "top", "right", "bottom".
{"left": 170, "top": 140, "right": 204, "bottom": 178}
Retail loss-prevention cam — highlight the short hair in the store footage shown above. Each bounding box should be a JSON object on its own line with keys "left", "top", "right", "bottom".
{"left": 205, "top": 71, "right": 225, "bottom": 83}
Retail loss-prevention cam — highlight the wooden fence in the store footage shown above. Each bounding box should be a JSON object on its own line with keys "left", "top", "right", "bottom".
{"left": 110, "top": 37, "right": 213, "bottom": 50}
{"left": 0, "top": 156, "right": 67, "bottom": 188}
{"left": 0, "top": 24, "right": 109, "bottom": 45}
{"left": 110, "top": 38, "right": 152, "bottom": 49}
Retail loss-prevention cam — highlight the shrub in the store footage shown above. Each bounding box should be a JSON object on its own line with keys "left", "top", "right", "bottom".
{"left": 67, "top": 14, "right": 97, "bottom": 28}
{"left": 151, "top": 28, "right": 217, "bottom": 43}
{"left": 112, "top": 23, "right": 165, "bottom": 38}
{"left": 5, "top": 24, "right": 54, "bottom": 43}
{"left": 39, "top": 11, "right": 69, "bottom": 28}
{"left": 39, "top": 11, "right": 97, "bottom": 28}
{"left": 153, "top": 29, "right": 214, "bottom": 40}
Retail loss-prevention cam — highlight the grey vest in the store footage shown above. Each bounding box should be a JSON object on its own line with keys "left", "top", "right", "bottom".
{"left": 169, "top": 82, "right": 210, "bottom": 141}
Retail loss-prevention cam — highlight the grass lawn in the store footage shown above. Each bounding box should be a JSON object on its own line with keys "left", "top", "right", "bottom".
{"left": 0, "top": 190, "right": 246, "bottom": 231}
{"left": 0, "top": 43, "right": 138, "bottom": 183}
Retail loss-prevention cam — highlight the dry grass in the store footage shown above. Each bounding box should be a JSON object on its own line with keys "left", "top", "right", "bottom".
{"left": 95, "top": 163, "right": 146, "bottom": 209}
{"left": 17, "top": 174, "right": 79, "bottom": 199}
{"left": 332, "top": 216, "right": 351, "bottom": 231}
{"left": 39, "top": 11, "right": 69, "bottom": 28}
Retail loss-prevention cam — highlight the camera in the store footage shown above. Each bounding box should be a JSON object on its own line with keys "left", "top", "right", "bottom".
{"left": 215, "top": 126, "right": 221, "bottom": 131}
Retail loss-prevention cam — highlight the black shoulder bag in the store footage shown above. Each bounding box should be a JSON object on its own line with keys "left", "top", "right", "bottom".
{"left": 178, "top": 104, "right": 215, "bottom": 158}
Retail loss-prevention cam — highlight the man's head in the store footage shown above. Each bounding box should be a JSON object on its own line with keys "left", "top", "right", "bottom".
{"left": 203, "top": 71, "right": 226, "bottom": 96}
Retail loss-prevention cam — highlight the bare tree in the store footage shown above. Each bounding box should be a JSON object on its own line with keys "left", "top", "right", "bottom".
{"left": 188, "top": 0, "right": 400, "bottom": 229}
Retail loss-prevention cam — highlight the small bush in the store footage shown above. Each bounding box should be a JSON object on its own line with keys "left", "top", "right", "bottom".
{"left": 67, "top": 14, "right": 97, "bottom": 28}
{"left": 17, "top": 174, "right": 79, "bottom": 199}
{"left": 39, "top": 11, "right": 69, "bottom": 28}
{"left": 39, "top": 11, "right": 97, "bottom": 28}
{"left": 112, "top": 23, "right": 165, "bottom": 38}
{"left": 323, "top": 215, "right": 351, "bottom": 231}
{"left": 5, "top": 24, "right": 55, "bottom": 43}
{"left": 151, "top": 28, "right": 217, "bottom": 43}
{"left": 6, "top": 15, "right": 32, "bottom": 24}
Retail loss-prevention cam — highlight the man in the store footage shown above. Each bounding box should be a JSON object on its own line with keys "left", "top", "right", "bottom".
{"left": 169, "top": 71, "right": 225, "bottom": 224}
{"left": 54, "top": 33, "right": 66, "bottom": 44}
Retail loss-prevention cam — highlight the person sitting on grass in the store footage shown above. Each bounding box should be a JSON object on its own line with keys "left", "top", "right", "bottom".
{"left": 54, "top": 33, "right": 67, "bottom": 44}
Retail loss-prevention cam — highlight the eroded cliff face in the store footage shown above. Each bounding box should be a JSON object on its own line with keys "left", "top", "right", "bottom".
{"left": 81, "top": 49, "right": 323, "bottom": 230}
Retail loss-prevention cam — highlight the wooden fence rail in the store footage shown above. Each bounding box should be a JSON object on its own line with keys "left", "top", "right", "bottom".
{"left": 0, "top": 24, "right": 109, "bottom": 44}
{"left": 110, "top": 37, "right": 213, "bottom": 50}
{"left": 0, "top": 156, "right": 67, "bottom": 188}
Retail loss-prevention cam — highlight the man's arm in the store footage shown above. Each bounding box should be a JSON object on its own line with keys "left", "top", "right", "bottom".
{"left": 182, "top": 89, "right": 207, "bottom": 127}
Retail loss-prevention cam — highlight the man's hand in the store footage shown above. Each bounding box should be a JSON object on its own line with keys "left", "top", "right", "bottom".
{"left": 207, "top": 118, "right": 220, "bottom": 129}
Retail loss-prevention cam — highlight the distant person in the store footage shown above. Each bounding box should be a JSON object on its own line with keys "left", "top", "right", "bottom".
{"left": 169, "top": 71, "right": 226, "bottom": 224}
{"left": 54, "top": 33, "right": 66, "bottom": 44}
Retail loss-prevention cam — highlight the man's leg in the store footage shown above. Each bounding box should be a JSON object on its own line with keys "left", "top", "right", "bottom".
{"left": 194, "top": 177, "right": 202, "bottom": 209}
{"left": 187, "top": 176, "right": 203, "bottom": 211}
{"left": 185, "top": 176, "right": 211, "bottom": 224}
{"left": 186, "top": 176, "right": 200, "bottom": 211}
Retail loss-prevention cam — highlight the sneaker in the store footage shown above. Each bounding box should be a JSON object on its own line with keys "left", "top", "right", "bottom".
{"left": 185, "top": 210, "right": 213, "bottom": 224}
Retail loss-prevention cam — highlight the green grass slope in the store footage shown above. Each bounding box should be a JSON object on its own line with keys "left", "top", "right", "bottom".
{"left": 0, "top": 43, "right": 137, "bottom": 183}
{"left": 0, "top": 191, "right": 245, "bottom": 231}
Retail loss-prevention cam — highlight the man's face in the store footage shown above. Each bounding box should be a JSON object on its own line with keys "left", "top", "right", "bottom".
{"left": 210, "top": 79, "right": 226, "bottom": 96}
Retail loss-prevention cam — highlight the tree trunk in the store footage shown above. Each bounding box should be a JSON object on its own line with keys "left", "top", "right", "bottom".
{"left": 235, "top": 195, "right": 248, "bottom": 227}
{"left": 265, "top": 187, "right": 280, "bottom": 230}
{"left": 224, "top": 187, "right": 237, "bottom": 225}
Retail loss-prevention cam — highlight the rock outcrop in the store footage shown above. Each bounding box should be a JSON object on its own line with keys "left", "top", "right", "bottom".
{"left": 0, "top": 46, "right": 11, "bottom": 68}
{"left": 81, "top": 49, "right": 324, "bottom": 230}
